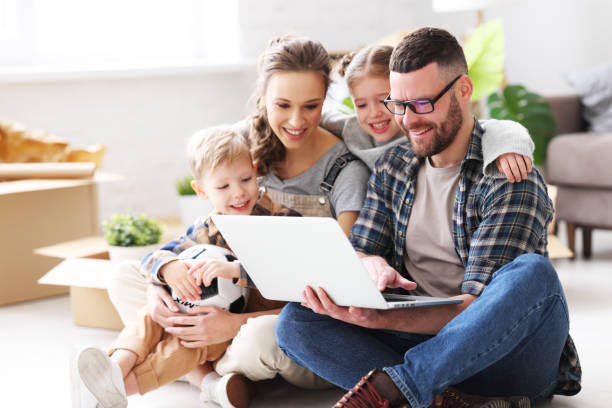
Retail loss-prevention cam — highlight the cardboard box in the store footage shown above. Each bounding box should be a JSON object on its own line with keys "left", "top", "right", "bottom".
{"left": 39, "top": 257, "right": 124, "bottom": 330}
{"left": 36, "top": 219, "right": 183, "bottom": 331}
{"left": 547, "top": 185, "right": 573, "bottom": 260}
{"left": 0, "top": 172, "right": 122, "bottom": 305}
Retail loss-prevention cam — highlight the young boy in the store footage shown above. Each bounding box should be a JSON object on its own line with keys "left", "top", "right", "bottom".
{"left": 72, "top": 126, "right": 299, "bottom": 408}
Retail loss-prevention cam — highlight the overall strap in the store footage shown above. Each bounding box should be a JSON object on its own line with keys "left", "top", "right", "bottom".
{"left": 320, "top": 152, "right": 358, "bottom": 193}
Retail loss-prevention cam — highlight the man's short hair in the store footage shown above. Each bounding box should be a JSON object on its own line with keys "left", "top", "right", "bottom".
{"left": 187, "top": 126, "right": 251, "bottom": 179}
{"left": 390, "top": 27, "right": 468, "bottom": 79}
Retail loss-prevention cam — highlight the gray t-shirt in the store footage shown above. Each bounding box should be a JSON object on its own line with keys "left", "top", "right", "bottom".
{"left": 232, "top": 120, "right": 370, "bottom": 218}
{"left": 403, "top": 159, "right": 465, "bottom": 297}
{"left": 262, "top": 141, "right": 370, "bottom": 218}
{"left": 321, "top": 112, "right": 407, "bottom": 169}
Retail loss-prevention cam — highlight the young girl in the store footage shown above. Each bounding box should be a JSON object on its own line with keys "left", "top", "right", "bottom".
{"left": 322, "top": 44, "right": 534, "bottom": 178}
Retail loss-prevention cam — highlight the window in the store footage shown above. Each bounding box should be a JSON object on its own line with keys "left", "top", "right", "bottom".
{"left": 0, "top": 0, "right": 240, "bottom": 68}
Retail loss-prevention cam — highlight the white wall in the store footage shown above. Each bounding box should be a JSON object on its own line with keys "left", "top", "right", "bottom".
{"left": 1, "top": 0, "right": 610, "bottom": 223}
{"left": 0, "top": 72, "right": 255, "bottom": 222}
{"left": 239, "top": 0, "right": 612, "bottom": 95}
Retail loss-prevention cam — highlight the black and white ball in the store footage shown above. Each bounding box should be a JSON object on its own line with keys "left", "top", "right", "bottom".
{"left": 173, "top": 244, "right": 248, "bottom": 313}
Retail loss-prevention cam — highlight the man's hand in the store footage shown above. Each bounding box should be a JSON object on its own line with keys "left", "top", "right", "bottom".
{"left": 301, "top": 286, "right": 380, "bottom": 329}
{"left": 146, "top": 284, "right": 183, "bottom": 328}
{"left": 164, "top": 306, "right": 242, "bottom": 348}
{"left": 496, "top": 153, "right": 532, "bottom": 183}
{"left": 161, "top": 260, "right": 202, "bottom": 301}
{"left": 359, "top": 254, "right": 417, "bottom": 292}
{"left": 188, "top": 259, "right": 240, "bottom": 287}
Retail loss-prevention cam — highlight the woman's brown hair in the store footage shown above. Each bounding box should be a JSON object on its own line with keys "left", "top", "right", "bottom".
{"left": 249, "top": 36, "right": 331, "bottom": 176}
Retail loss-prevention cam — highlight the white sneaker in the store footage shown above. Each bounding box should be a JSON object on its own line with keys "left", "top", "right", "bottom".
{"left": 70, "top": 347, "right": 100, "bottom": 408}
{"left": 76, "top": 347, "right": 127, "bottom": 408}
{"left": 200, "top": 373, "right": 253, "bottom": 408}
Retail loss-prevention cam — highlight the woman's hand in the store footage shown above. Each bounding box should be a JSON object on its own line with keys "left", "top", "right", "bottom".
{"left": 146, "top": 284, "right": 182, "bottom": 328}
{"left": 188, "top": 260, "right": 240, "bottom": 287}
{"left": 164, "top": 306, "right": 244, "bottom": 348}
{"left": 496, "top": 153, "right": 533, "bottom": 183}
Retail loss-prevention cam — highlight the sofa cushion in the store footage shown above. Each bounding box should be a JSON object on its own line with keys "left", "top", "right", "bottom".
{"left": 555, "top": 186, "right": 612, "bottom": 228}
{"left": 565, "top": 63, "right": 612, "bottom": 132}
{"left": 546, "top": 133, "right": 612, "bottom": 188}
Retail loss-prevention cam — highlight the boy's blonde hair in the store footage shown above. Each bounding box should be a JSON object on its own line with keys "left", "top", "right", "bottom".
{"left": 187, "top": 126, "right": 251, "bottom": 179}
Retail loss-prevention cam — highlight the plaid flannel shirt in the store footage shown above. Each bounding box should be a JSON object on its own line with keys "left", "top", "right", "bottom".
{"left": 349, "top": 120, "right": 581, "bottom": 396}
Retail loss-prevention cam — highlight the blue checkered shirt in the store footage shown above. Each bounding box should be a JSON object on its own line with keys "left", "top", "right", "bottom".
{"left": 349, "top": 120, "right": 581, "bottom": 396}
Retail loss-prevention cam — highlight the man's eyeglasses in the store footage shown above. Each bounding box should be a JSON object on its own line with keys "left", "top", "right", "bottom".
{"left": 383, "top": 75, "right": 463, "bottom": 115}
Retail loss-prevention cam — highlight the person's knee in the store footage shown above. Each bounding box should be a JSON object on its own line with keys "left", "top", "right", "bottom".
{"left": 276, "top": 302, "right": 310, "bottom": 352}
{"left": 232, "top": 315, "right": 279, "bottom": 360}
{"left": 514, "top": 253, "right": 560, "bottom": 290}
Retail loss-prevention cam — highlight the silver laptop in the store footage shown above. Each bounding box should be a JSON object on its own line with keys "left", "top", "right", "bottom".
{"left": 212, "top": 215, "right": 463, "bottom": 310}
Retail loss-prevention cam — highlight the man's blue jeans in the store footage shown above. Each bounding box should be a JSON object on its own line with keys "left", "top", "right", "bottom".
{"left": 276, "top": 254, "right": 569, "bottom": 408}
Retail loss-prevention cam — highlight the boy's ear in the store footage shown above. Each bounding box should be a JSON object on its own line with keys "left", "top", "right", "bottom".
{"left": 253, "top": 161, "right": 258, "bottom": 175}
{"left": 191, "top": 179, "right": 208, "bottom": 200}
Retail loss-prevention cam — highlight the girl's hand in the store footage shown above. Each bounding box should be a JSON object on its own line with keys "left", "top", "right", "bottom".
{"left": 165, "top": 306, "right": 243, "bottom": 348}
{"left": 162, "top": 260, "right": 201, "bottom": 301}
{"left": 496, "top": 153, "right": 533, "bottom": 183}
{"left": 188, "top": 260, "right": 240, "bottom": 287}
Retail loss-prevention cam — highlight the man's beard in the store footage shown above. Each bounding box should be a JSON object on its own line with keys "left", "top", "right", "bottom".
{"left": 401, "top": 93, "right": 463, "bottom": 158}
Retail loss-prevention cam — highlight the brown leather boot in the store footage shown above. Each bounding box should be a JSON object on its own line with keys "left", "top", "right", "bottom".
{"left": 334, "top": 369, "right": 410, "bottom": 408}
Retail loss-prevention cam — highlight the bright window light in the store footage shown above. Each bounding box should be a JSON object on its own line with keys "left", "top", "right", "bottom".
{"left": 0, "top": 0, "right": 240, "bottom": 67}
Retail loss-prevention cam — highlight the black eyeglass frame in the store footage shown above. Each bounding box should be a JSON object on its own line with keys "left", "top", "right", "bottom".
{"left": 383, "top": 74, "right": 463, "bottom": 115}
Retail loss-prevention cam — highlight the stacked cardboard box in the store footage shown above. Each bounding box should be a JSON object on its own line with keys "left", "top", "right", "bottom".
{"left": 0, "top": 173, "right": 122, "bottom": 306}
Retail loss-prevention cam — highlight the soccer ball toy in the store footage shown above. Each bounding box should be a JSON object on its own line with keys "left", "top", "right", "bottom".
{"left": 172, "top": 244, "right": 248, "bottom": 313}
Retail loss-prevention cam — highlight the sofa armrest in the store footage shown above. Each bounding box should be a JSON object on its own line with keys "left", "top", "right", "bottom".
{"left": 543, "top": 95, "right": 587, "bottom": 135}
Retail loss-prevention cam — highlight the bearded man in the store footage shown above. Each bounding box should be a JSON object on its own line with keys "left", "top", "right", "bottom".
{"left": 276, "top": 27, "right": 581, "bottom": 408}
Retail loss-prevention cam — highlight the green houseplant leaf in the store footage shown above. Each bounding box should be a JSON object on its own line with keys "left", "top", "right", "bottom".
{"left": 176, "top": 175, "right": 196, "bottom": 195}
{"left": 486, "top": 85, "right": 556, "bottom": 165}
{"left": 102, "top": 214, "right": 164, "bottom": 247}
{"left": 464, "top": 18, "right": 505, "bottom": 102}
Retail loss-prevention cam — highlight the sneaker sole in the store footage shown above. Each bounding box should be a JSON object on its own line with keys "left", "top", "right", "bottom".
{"left": 77, "top": 347, "right": 127, "bottom": 408}
{"left": 481, "top": 396, "right": 531, "bottom": 408}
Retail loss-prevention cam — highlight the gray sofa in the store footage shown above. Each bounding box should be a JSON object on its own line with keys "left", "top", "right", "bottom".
{"left": 545, "top": 95, "right": 612, "bottom": 259}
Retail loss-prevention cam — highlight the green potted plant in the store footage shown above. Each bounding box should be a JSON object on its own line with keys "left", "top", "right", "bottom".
{"left": 102, "top": 213, "right": 164, "bottom": 262}
{"left": 176, "top": 174, "right": 213, "bottom": 227}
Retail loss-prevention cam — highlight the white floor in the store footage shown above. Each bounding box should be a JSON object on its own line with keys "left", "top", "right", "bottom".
{"left": 1, "top": 225, "right": 611, "bottom": 407}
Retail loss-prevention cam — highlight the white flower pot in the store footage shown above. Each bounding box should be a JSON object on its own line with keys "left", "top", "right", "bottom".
{"left": 108, "top": 244, "right": 159, "bottom": 263}
{"left": 178, "top": 195, "right": 213, "bottom": 228}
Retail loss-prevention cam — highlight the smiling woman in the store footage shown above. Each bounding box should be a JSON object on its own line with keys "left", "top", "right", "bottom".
{"left": 246, "top": 36, "right": 371, "bottom": 233}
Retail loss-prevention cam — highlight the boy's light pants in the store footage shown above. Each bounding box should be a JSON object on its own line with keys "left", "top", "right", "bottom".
{"left": 107, "top": 260, "right": 330, "bottom": 389}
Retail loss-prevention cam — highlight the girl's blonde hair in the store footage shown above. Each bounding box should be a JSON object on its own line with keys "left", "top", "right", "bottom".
{"left": 249, "top": 35, "right": 331, "bottom": 176}
{"left": 187, "top": 126, "right": 251, "bottom": 179}
{"left": 337, "top": 44, "right": 393, "bottom": 90}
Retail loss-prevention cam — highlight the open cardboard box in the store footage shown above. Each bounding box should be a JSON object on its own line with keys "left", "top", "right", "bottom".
{"left": 0, "top": 172, "right": 122, "bottom": 306}
{"left": 36, "top": 236, "right": 124, "bottom": 331}
{"left": 36, "top": 219, "right": 183, "bottom": 331}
